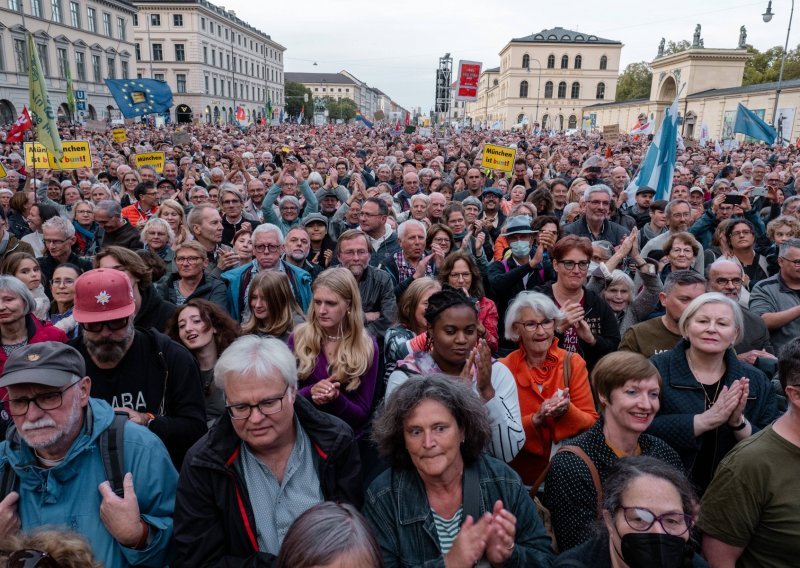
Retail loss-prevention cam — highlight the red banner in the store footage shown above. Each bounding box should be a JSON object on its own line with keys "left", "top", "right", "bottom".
{"left": 455, "top": 60, "right": 482, "bottom": 101}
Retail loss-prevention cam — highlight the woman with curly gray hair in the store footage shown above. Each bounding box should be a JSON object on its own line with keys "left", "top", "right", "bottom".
{"left": 364, "top": 374, "right": 553, "bottom": 567}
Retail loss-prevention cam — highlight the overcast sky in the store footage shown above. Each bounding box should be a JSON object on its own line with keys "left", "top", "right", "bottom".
{"left": 222, "top": 0, "right": 791, "bottom": 110}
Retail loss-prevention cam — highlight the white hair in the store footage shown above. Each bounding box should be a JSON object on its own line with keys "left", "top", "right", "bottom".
{"left": 503, "top": 292, "right": 563, "bottom": 343}
{"left": 398, "top": 219, "right": 427, "bottom": 240}
{"left": 252, "top": 222, "right": 284, "bottom": 245}
{"left": 214, "top": 335, "right": 298, "bottom": 389}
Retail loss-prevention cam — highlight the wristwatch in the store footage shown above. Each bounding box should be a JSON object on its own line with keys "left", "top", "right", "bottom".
{"left": 730, "top": 419, "right": 747, "bottom": 431}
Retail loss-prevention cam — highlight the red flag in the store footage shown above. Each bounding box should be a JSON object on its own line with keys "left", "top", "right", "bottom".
{"left": 394, "top": 118, "right": 401, "bottom": 131}
{"left": 404, "top": 112, "right": 410, "bottom": 127}
{"left": 6, "top": 106, "right": 32, "bottom": 143}
{"left": 236, "top": 106, "right": 245, "bottom": 121}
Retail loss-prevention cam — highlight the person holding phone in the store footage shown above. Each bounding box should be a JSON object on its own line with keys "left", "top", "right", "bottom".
{"left": 689, "top": 188, "right": 766, "bottom": 250}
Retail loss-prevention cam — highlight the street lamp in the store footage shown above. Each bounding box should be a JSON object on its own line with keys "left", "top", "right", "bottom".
{"left": 763, "top": 0, "right": 795, "bottom": 141}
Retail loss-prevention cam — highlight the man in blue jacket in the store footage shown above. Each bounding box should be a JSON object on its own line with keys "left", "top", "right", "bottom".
{"left": 0, "top": 342, "right": 177, "bottom": 567}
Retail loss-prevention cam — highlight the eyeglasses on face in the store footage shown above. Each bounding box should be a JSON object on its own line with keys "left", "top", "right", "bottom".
{"left": 175, "top": 256, "right": 204, "bottom": 264}
{"left": 515, "top": 319, "right": 555, "bottom": 332}
{"left": 254, "top": 244, "right": 280, "bottom": 253}
{"left": 4, "top": 380, "right": 81, "bottom": 417}
{"left": 226, "top": 386, "right": 289, "bottom": 419}
{"left": 221, "top": 199, "right": 241, "bottom": 205}
{"left": 557, "top": 259, "right": 590, "bottom": 271}
{"left": 780, "top": 256, "right": 800, "bottom": 267}
{"left": 81, "top": 316, "right": 130, "bottom": 333}
{"left": 714, "top": 277, "right": 742, "bottom": 287}
{"left": 587, "top": 199, "right": 610, "bottom": 208}
{"left": 618, "top": 506, "right": 692, "bottom": 536}
{"left": 43, "top": 238, "right": 68, "bottom": 246}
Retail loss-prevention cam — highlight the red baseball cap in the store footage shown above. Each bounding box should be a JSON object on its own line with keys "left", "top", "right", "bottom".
{"left": 73, "top": 268, "right": 136, "bottom": 324}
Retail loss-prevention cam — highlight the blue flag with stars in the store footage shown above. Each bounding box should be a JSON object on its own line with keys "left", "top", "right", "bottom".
{"left": 105, "top": 79, "right": 174, "bottom": 119}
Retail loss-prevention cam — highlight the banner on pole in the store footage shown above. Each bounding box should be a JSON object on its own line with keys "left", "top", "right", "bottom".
{"left": 24, "top": 141, "right": 92, "bottom": 170}
{"left": 112, "top": 128, "right": 127, "bottom": 143}
{"left": 455, "top": 60, "right": 482, "bottom": 101}
{"left": 481, "top": 144, "right": 516, "bottom": 172}
{"left": 134, "top": 151, "right": 166, "bottom": 173}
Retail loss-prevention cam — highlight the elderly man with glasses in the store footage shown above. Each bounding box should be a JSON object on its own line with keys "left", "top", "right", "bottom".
{"left": 173, "top": 336, "right": 362, "bottom": 567}
{"left": 562, "top": 185, "right": 630, "bottom": 246}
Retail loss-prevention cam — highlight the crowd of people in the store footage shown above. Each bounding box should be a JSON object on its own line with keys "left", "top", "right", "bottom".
{"left": 0, "top": 118, "right": 796, "bottom": 566}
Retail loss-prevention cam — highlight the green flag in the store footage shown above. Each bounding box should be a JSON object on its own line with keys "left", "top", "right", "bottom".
{"left": 66, "top": 63, "right": 75, "bottom": 115}
{"left": 266, "top": 96, "right": 273, "bottom": 123}
{"left": 27, "top": 33, "right": 63, "bottom": 161}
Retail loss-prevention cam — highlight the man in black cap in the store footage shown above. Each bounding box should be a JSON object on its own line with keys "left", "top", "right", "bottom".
{"left": 480, "top": 187, "right": 507, "bottom": 242}
{"left": 0, "top": 342, "right": 177, "bottom": 567}
{"left": 629, "top": 185, "right": 656, "bottom": 229}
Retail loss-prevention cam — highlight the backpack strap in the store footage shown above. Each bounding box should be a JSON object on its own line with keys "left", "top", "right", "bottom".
{"left": 563, "top": 351, "right": 573, "bottom": 390}
{"left": 462, "top": 460, "right": 481, "bottom": 522}
{"left": 558, "top": 445, "right": 603, "bottom": 519}
{"left": 0, "top": 462, "right": 17, "bottom": 499}
{"left": 99, "top": 412, "right": 128, "bottom": 497}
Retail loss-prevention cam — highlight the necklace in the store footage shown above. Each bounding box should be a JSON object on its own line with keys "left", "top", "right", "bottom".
{"left": 325, "top": 335, "right": 341, "bottom": 342}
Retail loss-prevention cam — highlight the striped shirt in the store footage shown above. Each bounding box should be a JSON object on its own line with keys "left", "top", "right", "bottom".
{"left": 432, "top": 506, "right": 462, "bottom": 555}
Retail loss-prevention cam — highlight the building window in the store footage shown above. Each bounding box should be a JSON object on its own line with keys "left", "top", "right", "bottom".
{"left": 8, "top": 0, "right": 21, "bottom": 12}
{"left": 75, "top": 51, "right": 84, "bottom": 80}
{"left": 547, "top": 54, "right": 555, "bottom": 69}
{"left": 154, "top": 73, "right": 164, "bottom": 81}
{"left": 571, "top": 82, "right": 580, "bottom": 99}
{"left": 177, "top": 73, "right": 186, "bottom": 93}
{"left": 203, "top": 46, "right": 207, "bottom": 63}
{"left": 519, "top": 80, "right": 528, "bottom": 98}
{"left": 560, "top": 54, "right": 568, "bottom": 69}
{"left": 173, "top": 14, "right": 183, "bottom": 26}
{"left": 117, "top": 17, "right": 126, "bottom": 41}
{"left": 132, "top": 14, "right": 137, "bottom": 26}
{"left": 51, "top": 0, "right": 62, "bottom": 23}
{"left": 13, "top": 39, "right": 27, "bottom": 73}
{"left": 32, "top": 0, "right": 42, "bottom": 17}
{"left": 224, "top": 29, "right": 228, "bottom": 40}
{"left": 91, "top": 53, "right": 100, "bottom": 82}
{"left": 522, "top": 54, "right": 530, "bottom": 68}
{"left": 209, "top": 21, "right": 213, "bottom": 33}
{"left": 175, "top": 44, "right": 185, "bottom": 61}
{"left": 574, "top": 55, "right": 582, "bottom": 69}
{"left": 56, "top": 47, "right": 68, "bottom": 77}
{"left": 211, "top": 50, "right": 215, "bottom": 66}
{"left": 213, "top": 77, "right": 217, "bottom": 95}
{"left": 600, "top": 55, "right": 608, "bottom": 70}
{"left": 135, "top": 43, "right": 140, "bottom": 61}
{"left": 150, "top": 14, "right": 160, "bottom": 26}
{"left": 557, "top": 81, "right": 567, "bottom": 98}
{"left": 107, "top": 57, "right": 115, "bottom": 79}
{"left": 36, "top": 43, "right": 49, "bottom": 76}
{"left": 569, "top": 115, "right": 577, "bottom": 129}
{"left": 152, "top": 44, "right": 163, "bottom": 61}
{"left": 103, "top": 13, "right": 112, "bottom": 37}
{"left": 204, "top": 75, "right": 209, "bottom": 94}
{"left": 544, "top": 81, "right": 553, "bottom": 98}
{"left": 121, "top": 60, "right": 128, "bottom": 79}
{"left": 87, "top": 7, "right": 96, "bottom": 32}
{"left": 200, "top": 17, "right": 205, "bottom": 30}
{"left": 596, "top": 82, "right": 606, "bottom": 99}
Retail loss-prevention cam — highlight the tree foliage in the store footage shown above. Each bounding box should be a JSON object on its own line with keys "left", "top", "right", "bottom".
{"left": 285, "top": 81, "right": 313, "bottom": 119}
{"left": 616, "top": 62, "right": 653, "bottom": 102}
{"left": 664, "top": 39, "right": 691, "bottom": 55}
{"left": 743, "top": 44, "right": 800, "bottom": 85}
{"left": 322, "top": 97, "right": 358, "bottom": 122}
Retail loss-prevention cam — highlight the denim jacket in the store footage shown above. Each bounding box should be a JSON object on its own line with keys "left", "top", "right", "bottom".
{"left": 363, "top": 453, "right": 554, "bottom": 568}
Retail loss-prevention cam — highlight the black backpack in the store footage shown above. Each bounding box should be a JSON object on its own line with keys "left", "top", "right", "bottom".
{"left": 0, "top": 412, "right": 127, "bottom": 498}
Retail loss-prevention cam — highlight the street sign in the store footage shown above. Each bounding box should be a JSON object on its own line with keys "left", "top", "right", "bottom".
{"left": 76, "top": 101, "right": 86, "bottom": 111}
{"left": 75, "top": 90, "right": 86, "bottom": 100}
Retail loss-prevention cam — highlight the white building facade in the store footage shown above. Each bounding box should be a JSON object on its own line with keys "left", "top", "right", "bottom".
{"left": 0, "top": 0, "right": 137, "bottom": 124}
{"left": 133, "top": 0, "right": 285, "bottom": 124}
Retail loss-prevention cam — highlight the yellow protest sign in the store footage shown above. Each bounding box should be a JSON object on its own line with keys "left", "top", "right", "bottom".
{"left": 24, "top": 141, "right": 92, "bottom": 170}
{"left": 135, "top": 152, "right": 166, "bottom": 173}
{"left": 112, "top": 128, "right": 127, "bottom": 143}
{"left": 481, "top": 144, "right": 516, "bottom": 173}
{"left": 0, "top": 162, "right": 6, "bottom": 179}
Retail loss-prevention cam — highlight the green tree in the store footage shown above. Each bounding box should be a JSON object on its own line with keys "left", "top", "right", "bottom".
{"left": 616, "top": 62, "right": 653, "bottom": 102}
{"left": 322, "top": 97, "right": 358, "bottom": 122}
{"left": 664, "top": 39, "right": 691, "bottom": 55}
{"left": 743, "top": 44, "right": 800, "bottom": 85}
{"left": 285, "top": 81, "right": 313, "bottom": 119}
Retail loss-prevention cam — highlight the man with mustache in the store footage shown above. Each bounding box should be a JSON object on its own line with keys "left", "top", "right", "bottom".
{"left": 68, "top": 268, "right": 207, "bottom": 468}
{"left": 0, "top": 342, "right": 177, "bottom": 567}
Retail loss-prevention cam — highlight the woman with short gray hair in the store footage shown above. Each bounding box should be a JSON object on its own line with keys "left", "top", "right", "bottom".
{"left": 365, "top": 374, "right": 554, "bottom": 567}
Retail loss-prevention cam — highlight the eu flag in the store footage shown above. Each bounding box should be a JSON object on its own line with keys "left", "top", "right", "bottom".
{"left": 733, "top": 103, "right": 776, "bottom": 144}
{"left": 105, "top": 79, "right": 174, "bottom": 118}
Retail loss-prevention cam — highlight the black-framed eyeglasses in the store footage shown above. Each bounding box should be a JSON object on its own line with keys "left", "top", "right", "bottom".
{"left": 714, "top": 277, "right": 743, "bottom": 287}
{"left": 226, "top": 386, "right": 289, "bottom": 420}
{"left": 254, "top": 244, "right": 280, "bottom": 253}
{"left": 515, "top": 319, "right": 555, "bottom": 332}
{"left": 81, "top": 316, "right": 130, "bottom": 333}
{"left": 557, "top": 259, "right": 590, "bottom": 271}
{"left": 6, "top": 549, "right": 63, "bottom": 568}
{"left": 619, "top": 507, "right": 693, "bottom": 536}
{"left": 4, "top": 380, "right": 82, "bottom": 417}
{"left": 780, "top": 256, "right": 800, "bottom": 267}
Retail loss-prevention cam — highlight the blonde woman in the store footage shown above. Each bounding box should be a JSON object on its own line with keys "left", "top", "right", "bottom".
{"left": 289, "top": 267, "right": 379, "bottom": 435}
{"left": 158, "top": 199, "right": 190, "bottom": 245}
{"left": 240, "top": 270, "right": 304, "bottom": 340}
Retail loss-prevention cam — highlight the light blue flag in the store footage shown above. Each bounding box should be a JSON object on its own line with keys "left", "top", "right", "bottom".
{"left": 733, "top": 103, "right": 777, "bottom": 144}
{"left": 624, "top": 95, "right": 680, "bottom": 205}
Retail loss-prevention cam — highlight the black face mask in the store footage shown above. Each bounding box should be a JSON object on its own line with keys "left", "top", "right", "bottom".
{"left": 619, "top": 533, "right": 687, "bottom": 568}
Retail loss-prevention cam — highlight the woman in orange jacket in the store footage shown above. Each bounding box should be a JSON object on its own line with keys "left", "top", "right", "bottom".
{"left": 500, "top": 290, "right": 598, "bottom": 485}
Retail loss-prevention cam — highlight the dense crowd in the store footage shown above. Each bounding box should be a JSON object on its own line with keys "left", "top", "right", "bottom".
{"left": 0, "top": 119, "right": 796, "bottom": 567}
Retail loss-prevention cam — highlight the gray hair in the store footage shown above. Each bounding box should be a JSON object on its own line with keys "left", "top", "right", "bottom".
{"left": 664, "top": 199, "right": 691, "bottom": 218}
{"left": 397, "top": 219, "right": 426, "bottom": 240}
{"left": 462, "top": 196, "right": 482, "bottom": 213}
{"left": 0, "top": 276, "right": 34, "bottom": 315}
{"left": 42, "top": 216, "right": 75, "bottom": 239}
{"left": 69, "top": 200, "right": 95, "bottom": 221}
{"left": 252, "top": 222, "right": 284, "bottom": 245}
{"left": 583, "top": 184, "right": 613, "bottom": 201}
{"left": 678, "top": 292, "right": 744, "bottom": 344}
{"left": 209, "top": 167, "right": 225, "bottom": 178}
{"left": 307, "top": 172, "right": 324, "bottom": 186}
{"left": 710, "top": 179, "right": 730, "bottom": 193}
{"left": 607, "top": 269, "right": 634, "bottom": 298}
{"left": 707, "top": 258, "right": 744, "bottom": 278}
{"left": 662, "top": 269, "right": 707, "bottom": 295}
{"left": 410, "top": 193, "right": 430, "bottom": 206}
{"left": 214, "top": 335, "right": 298, "bottom": 389}
{"left": 781, "top": 196, "right": 800, "bottom": 215}
{"left": 219, "top": 185, "right": 244, "bottom": 202}
{"left": 279, "top": 195, "right": 301, "bottom": 210}
{"left": 418, "top": 168, "right": 434, "bottom": 180}
{"left": 95, "top": 199, "right": 122, "bottom": 218}
{"left": 592, "top": 240, "right": 614, "bottom": 259}
{"left": 779, "top": 238, "right": 800, "bottom": 256}
{"left": 141, "top": 216, "right": 175, "bottom": 246}
{"left": 376, "top": 164, "right": 391, "bottom": 176}
{"left": 504, "top": 291, "right": 563, "bottom": 342}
